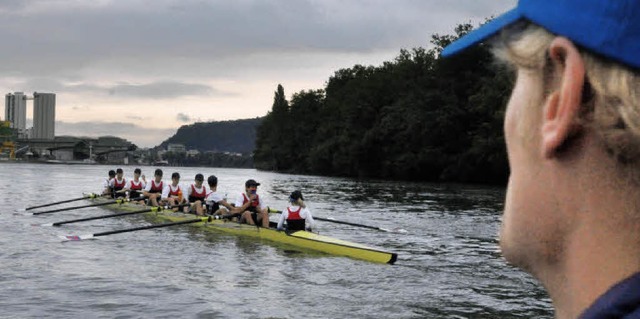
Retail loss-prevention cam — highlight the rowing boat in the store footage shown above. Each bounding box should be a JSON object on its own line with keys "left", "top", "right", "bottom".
{"left": 88, "top": 197, "right": 398, "bottom": 264}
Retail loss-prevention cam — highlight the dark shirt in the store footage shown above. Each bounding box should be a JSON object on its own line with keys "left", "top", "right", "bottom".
{"left": 580, "top": 272, "right": 640, "bottom": 318}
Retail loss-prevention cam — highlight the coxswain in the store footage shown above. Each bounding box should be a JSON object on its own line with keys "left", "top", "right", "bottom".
{"left": 234, "top": 179, "right": 269, "bottom": 227}
{"left": 185, "top": 173, "right": 207, "bottom": 215}
{"left": 142, "top": 169, "right": 164, "bottom": 206}
{"left": 108, "top": 168, "right": 127, "bottom": 198}
{"left": 205, "top": 175, "right": 235, "bottom": 216}
{"left": 161, "top": 172, "right": 186, "bottom": 210}
{"left": 124, "top": 168, "right": 146, "bottom": 204}
{"left": 277, "top": 190, "right": 314, "bottom": 232}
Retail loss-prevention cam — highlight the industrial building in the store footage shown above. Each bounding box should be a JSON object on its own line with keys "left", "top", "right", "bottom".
{"left": 4, "top": 91, "right": 56, "bottom": 140}
{"left": 4, "top": 92, "right": 27, "bottom": 137}
{"left": 32, "top": 92, "right": 56, "bottom": 139}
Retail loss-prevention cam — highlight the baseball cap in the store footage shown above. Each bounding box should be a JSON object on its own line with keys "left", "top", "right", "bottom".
{"left": 441, "top": 0, "right": 640, "bottom": 70}
{"left": 245, "top": 179, "right": 260, "bottom": 187}
{"left": 290, "top": 190, "right": 304, "bottom": 202}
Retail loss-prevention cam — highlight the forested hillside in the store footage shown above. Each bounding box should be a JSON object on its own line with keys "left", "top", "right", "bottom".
{"left": 254, "top": 23, "right": 512, "bottom": 184}
{"left": 159, "top": 118, "right": 262, "bottom": 154}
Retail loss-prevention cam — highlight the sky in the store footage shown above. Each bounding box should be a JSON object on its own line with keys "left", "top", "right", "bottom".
{"left": 1, "top": 0, "right": 515, "bottom": 148}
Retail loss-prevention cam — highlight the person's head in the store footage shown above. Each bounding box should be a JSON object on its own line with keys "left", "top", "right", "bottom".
{"left": 289, "top": 190, "right": 304, "bottom": 204}
{"left": 245, "top": 179, "right": 260, "bottom": 193}
{"left": 443, "top": 0, "right": 640, "bottom": 275}
{"left": 134, "top": 168, "right": 141, "bottom": 177}
{"left": 116, "top": 168, "right": 123, "bottom": 178}
{"left": 171, "top": 172, "right": 180, "bottom": 185}
{"left": 108, "top": 170, "right": 116, "bottom": 179}
{"left": 154, "top": 169, "right": 163, "bottom": 181}
{"left": 207, "top": 175, "right": 218, "bottom": 188}
{"left": 194, "top": 173, "right": 204, "bottom": 187}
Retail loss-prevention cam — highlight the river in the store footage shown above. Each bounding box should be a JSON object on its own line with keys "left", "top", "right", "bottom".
{"left": 0, "top": 163, "right": 553, "bottom": 318}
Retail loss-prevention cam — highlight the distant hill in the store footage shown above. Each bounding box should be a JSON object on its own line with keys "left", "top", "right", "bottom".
{"left": 158, "top": 117, "right": 262, "bottom": 154}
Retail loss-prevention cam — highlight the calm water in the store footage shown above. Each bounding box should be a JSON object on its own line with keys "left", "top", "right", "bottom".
{"left": 0, "top": 163, "right": 553, "bottom": 318}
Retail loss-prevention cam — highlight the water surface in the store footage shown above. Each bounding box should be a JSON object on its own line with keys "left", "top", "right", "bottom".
{"left": 0, "top": 163, "right": 552, "bottom": 318}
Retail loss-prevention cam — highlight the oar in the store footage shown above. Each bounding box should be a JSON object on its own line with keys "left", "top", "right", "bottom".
{"left": 40, "top": 204, "right": 188, "bottom": 227}
{"left": 24, "top": 193, "right": 98, "bottom": 211}
{"left": 60, "top": 216, "right": 212, "bottom": 241}
{"left": 32, "top": 197, "right": 145, "bottom": 215}
{"left": 269, "top": 208, "right": 392, "bottom": 232}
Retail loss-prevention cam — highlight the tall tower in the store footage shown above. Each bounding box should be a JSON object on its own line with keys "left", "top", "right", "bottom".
{"left": 32, "top": 92, "right": 55, "bottom": 140}
{"left": 4, "top": 92, "right": 27, "bottom": 135}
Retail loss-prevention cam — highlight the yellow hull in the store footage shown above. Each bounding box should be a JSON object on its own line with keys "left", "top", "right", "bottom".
{"left": 95, "top": 198, "right": 397, "bottom": 264}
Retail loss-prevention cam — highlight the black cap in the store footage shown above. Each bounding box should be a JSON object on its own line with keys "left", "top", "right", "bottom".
{"left": 171, "top": 172, "right": 180, "bottom": 179}
{"left": 290, "top": 190, "right": 304, "bottom": 201}
{"left": 154, "top": 169, "right": 163, "bottom": 176}
{"left": 134, "top": 168, "right": 141, "bottom": 174}
{"left": 245, "top": 179, "right": 260, "bottom": 187}
{"left": 207, "top": 175, "right": 218, "bottom": 186}
{"left": 195, "top": 173, "right": 204, "bottom": 181}
{"left": 116, "top": 168, "right": 123, "bottom": 174}
{"left": 108, "top": 170, "right": 116, "bottom": 177}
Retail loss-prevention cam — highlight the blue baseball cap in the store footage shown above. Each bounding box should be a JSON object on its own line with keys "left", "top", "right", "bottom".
{"left": 441, "top": 0, "right": 640, "bottom": 70}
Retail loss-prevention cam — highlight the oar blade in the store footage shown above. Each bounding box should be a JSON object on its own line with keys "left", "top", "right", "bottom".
{"left": 60, "top": 234, "right": 95, "bottom": 241}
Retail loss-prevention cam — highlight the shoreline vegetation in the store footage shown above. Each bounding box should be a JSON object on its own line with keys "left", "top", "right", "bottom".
{"left": 253, "top": 23, "right": 511, "bottom": 185}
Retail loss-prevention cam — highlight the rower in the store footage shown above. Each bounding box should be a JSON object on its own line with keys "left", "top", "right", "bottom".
{"left": 124, "top": 168, "right": 146, "bottom": 204}
{"left": 234, "top": 179, "right": 269, "bottom": 227}
{"left": 142, "top": 169, "right": 164, "bottom": 206}
{"left": 108, "top": 168, "right": 127, "bottom": 198}
{"left": 277, "top": 190, "right": 314, "bottom": 232}
{"left": 205, "top": 175, "right": 234, "bottom": 216}
{"left": 185, "top": 173, "right": 207, "bottom": 215}
{"left": 102, "top": 170, "right": 116, "bottom": 197}
{"left": 161, "top": 172, "right": 186, "bottom": 210}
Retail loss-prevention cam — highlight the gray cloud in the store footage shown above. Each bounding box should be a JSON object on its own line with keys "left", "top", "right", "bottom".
{"left": 0, "top": 0, "right": 515, "bottom": 78}
{"left": 107, "top": 82, "right": 213, "bottom": 99}
{"left": 13, "top": 78, "right": 220, "bottom": 99}
{"left": 176, "top": 113, "right": 191, "bottom": 123}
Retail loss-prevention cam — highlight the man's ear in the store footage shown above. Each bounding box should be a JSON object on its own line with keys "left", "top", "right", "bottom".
{"left": 541, "top": 37, "right": 586, "bottom": 158}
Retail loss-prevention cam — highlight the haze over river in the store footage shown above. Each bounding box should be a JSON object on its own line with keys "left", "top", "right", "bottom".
{"left": 0, "top": 163, "right": 552, "bottom": 318}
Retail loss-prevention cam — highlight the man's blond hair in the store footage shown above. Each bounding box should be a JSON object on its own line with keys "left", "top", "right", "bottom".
{"left": 493, "top": 22, "right": 640, "bottom": 166}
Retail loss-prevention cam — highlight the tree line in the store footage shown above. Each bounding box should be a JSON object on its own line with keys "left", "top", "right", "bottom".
{"left": 254, "top": 23, "right": 512, "bottom": 184}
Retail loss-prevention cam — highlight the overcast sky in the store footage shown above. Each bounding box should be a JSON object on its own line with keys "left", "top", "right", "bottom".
{"left": 1, "top": 0, "right": 515, "bottom": 148}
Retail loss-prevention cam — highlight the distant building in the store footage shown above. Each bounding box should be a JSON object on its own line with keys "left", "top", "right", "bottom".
{"left": 4, "top": 91, "right": 55, "bottom": 140}
{"left": 4, "top": 92, "right": 27, "bottom": 137}
{"left": 32, "top": 92, "right": 55, "bottom": 140}
{"left": 167, "top": 143, "right": 186, "bottom": 153}
{"left": 186, "top": 149, "right": 200, "bottom": 157}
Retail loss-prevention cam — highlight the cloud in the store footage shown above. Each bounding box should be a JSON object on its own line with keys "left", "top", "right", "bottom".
{"left": 0, "top": 0, "right": 515, "bottom": 78}
{"left": 176, "top": 113, "right": 191, "bottom": 123}
{"left": 107, "top": 82, "right": 213, "bottom": 99}
{"left": 12, "top": 78, "right": 220, "bottom": 99}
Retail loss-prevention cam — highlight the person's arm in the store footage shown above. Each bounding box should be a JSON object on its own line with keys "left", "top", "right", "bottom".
{"left": 231, "top": 194, "right": 250, "bottom": 214}
{"left": 302, "top": 207, "right": 314, "bottom": 231}
{"left": 161, "top": 184, "right": 170, "bottom": 200}
{"left": 102, "top": 179, "right": 111, "bottom": 195}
